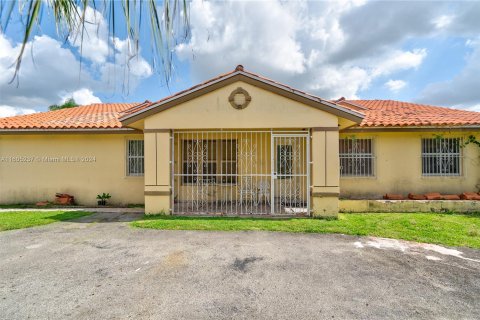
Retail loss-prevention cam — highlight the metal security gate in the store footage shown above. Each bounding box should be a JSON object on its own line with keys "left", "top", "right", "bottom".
{"left": 271, "top": 134, "right": 310, "bottom": 214}
{"left": 171, "top": 130, "right": 310, "bottom": 215}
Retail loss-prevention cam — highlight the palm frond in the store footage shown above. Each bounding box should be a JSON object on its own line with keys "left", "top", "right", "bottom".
{"left": 0, "top": 0, "right": 190, "bottom": 86}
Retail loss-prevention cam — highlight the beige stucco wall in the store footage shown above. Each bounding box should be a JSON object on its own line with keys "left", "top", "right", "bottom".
{"left": 145, "top": 128, "right": 336, "bottom": 216}
{"left": 0, "top": 133, "right": 144, "bottom": 205}
{"left": 339, "top": 131, "right": 480, "bottom": 199}
{"left": 140, "top": 80, "right": 346, "bottom": 215}
{"left": 340, "top": 199, "right": 480, "bottom": 213}
{"left": 144, "top": 131, "right": 171, "bottom": 214}
{"left": 311, "top": 130, "right": 340, "bottom": 217}
{"left": 144, "top": 81, "right": 339, "bottom": 130}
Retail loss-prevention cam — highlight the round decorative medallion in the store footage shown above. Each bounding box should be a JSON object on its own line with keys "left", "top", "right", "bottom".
{"left": 228, "top": 87, "right": 252, "bottom": 110}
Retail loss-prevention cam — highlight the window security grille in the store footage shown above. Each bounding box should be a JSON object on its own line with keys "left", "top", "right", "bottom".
{"left": 181, "top": 140, "right": 238, "bottom": 184}
{"left": 127, "top": 140, "right": 144, "bottom": 176}
{"left": 276, "top": 145, "right": 293, "bottom": 179}
{"left": 171, "top": 130, "right": 310, "bottom": 215}
{"left": 339, "top": 138, "right": 374, "bottom": 177}
{"left": 421, "top": 138, "right": 461, "bottom": 176}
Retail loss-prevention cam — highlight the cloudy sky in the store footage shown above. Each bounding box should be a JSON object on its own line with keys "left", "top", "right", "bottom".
{"left": 1, "top": 0, "right": 480, "bottom": 117}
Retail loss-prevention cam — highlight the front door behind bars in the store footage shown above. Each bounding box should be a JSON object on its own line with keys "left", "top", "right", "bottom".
{"left": 172, "top": 131, "right": 310, "bottom": 215}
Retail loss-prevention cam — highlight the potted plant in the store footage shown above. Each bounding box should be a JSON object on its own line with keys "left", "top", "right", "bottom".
{"left": 96, "top": 193, "right": 111, "bottom": 206}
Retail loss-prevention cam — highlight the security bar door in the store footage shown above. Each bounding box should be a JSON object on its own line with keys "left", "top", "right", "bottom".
{"left": 271, "top": 134, "right": 310, "bottom": 214}
{"left": 172, "top": 130, "right": 309, "bottom": 215}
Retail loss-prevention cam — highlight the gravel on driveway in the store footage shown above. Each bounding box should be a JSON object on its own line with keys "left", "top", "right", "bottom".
{"left": 0, "top": 211, "right": 479, "bottom": 320}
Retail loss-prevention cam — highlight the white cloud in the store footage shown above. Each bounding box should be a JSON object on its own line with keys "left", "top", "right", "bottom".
{"left": 385, "top": 80, "right": 407, "bottom": 92}
{"left": 3, "top": 1, "right": 480, "bottom": 111}
{"left": 0, "top": 5, "right": 152, "bottom": 112}
{"left": 113, "top": 38, "right": 152, "bottom": 78}
{"left": 466, "top": 38, "right": 480, "bottom": 48}
{"left": 464, "top": 104, "right": 480, "bottom": 112}
{"left": 69, "top": 6, "right": 110, "bottom": 64}
{"left": 176, "top": 0, "right": 430, "bottom": 100}
{"left": 418, "top": 38, "right": 480, "bottom": 108}
{"left": 433, "top": 15, "right": 454, "bottom": 29}
{"left": 60, "top": 88, "right": 101, "bottom": 105}
{"left": 373, "top": 49, "right": 427, "bottom": 77}
{"left": 68, "top": 6, "right": 153, "bottom": 93}
{"left": 0, "top": 105, "right": 36, "bottom": 118}
{"left": 0, "top": 33, "right": 97, "bottom": 110}
{"left": 330, "top": 1, "right": 444, "bottom": 64}
{"left": 308, "top": 65, "right": 370, "bottom": 99}
{"left": 99, "top": 37, "right": 153, "bottom": 93}
{"left": 176, "top": 0, "right": 307, "bottom": 79}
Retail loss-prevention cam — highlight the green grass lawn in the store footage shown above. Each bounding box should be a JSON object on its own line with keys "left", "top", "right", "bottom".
{"left": 0, "top": 204, "right": 50, "bottom": 209}
{"left": 0, "top": 204, "right": 82, "bottom": 209}
{"left": 0, "top": 211, "right": 92, "bottom": 231}
{"left": 131, "top": 212, "right": 480, "bottom": 249}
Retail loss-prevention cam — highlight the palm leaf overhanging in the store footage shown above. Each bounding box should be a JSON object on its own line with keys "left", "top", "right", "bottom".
{"left": 0, "top": 0, "right": 190, "bottom": 84}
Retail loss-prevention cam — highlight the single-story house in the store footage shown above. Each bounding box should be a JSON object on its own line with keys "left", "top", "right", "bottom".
{"left": 1, "top": 65, "right": 479, "bottom": 217}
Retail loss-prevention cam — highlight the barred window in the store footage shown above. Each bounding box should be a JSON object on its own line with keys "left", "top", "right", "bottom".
{"left": 422, "top": 138, "right": 461, "bottom": 176}
{"left": 276, "top": 145, "right": 293, "bottom": 179}
{"left": 127, "top": 140, "right": 144, "bottom": 176}
{"left": 221, "top": 140, "right": 238, "bottom": 184}
{"left": 182, "top": 140, "right": 237, "bottom": 184}
{"left": 339, "top": 138, "right": 374, "bottom": 177}
{"left": 182, "top": 140, "right": 216, "bottom": 184}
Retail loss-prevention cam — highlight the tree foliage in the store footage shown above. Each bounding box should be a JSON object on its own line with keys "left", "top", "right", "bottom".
{"left": 49, "top": 98, "right": 78, "bottom": 111}
{"left": 463, "top": 135, "right": 480, "bottom": 149}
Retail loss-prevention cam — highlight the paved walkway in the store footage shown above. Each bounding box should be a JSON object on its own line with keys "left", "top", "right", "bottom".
{"left": 0, "top": 211, "right": 479, "bottom": 319}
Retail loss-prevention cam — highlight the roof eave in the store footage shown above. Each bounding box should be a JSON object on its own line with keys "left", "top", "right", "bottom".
{"left": 119, "top": 72, "right": 241, "bottom": 124}
{"left": 120, "top": 71, "right": 365, "bottom": 125}
{"left": 342, "top": 125, "right": 480, "bottom": 133}
{"left": 0, "top": 128, "right": 142, "bottom": 134}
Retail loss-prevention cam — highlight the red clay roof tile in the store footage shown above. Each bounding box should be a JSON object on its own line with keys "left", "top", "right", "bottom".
{"left": 0, "top": 103, "right": 138, "bottom": 129}
{"left": 339, "top": 99, "right": 480, "bottom": 127}
{"left": 2, "top": 69, "right": 480, "bottom": 130}
{"left": 2, "top": 99, "right": 480, "bottom": 130}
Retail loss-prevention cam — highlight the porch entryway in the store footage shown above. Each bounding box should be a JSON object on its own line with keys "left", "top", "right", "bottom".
{"left": 171, "top": 130, "right": 310, "bottom": 215}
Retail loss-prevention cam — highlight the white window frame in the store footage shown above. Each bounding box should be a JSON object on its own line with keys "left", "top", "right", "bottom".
{"left": 421, "top": 137, "right": 462, "bottom": 177}
{"left": 126, "top": 139, "right": 144, "bottom": 176}
{"left": 339, "top": 138, "right": 375, "bottom": 177}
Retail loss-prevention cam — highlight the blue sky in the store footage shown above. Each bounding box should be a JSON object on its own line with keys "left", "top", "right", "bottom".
{"left": 1, "top": 0, "right": 480, "bottom": 117}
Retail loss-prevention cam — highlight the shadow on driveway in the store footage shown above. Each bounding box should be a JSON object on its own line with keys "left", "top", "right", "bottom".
{"left": 1, "top": 210, "right": 480, "bottom": 319}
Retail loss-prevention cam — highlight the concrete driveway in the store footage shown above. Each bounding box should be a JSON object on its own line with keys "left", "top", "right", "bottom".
{"left": 1, "top": 212, "right": 479, "bottom": 320}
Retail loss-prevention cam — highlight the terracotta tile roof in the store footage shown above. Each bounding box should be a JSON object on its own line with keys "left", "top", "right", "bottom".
{"left": 2, "top": 67, "right": 480, "bottom": 130}
{"left": 0, "top": 66, "right": 363, "bottom": 131}
{"left": 0, "top": 103, "right": 138, "bottom": 129}
{"left": 3, "top": 98, "right": 480, "bottom": 131}
{"left": 337, "top": 99, "right": 480, "bottom": 128}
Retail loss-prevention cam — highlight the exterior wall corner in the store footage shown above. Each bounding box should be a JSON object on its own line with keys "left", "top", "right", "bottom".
{"left": 144, "top": 130, "right": 172, "bottom": 215}
{"left": 145, "top": 194, "right": 171, "bottom": 215}
{"left": 312, "top": 196, "right": 339, "bottom": 217}
{"left": 311, "top": 129, "right": 340, "bottom": 217}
